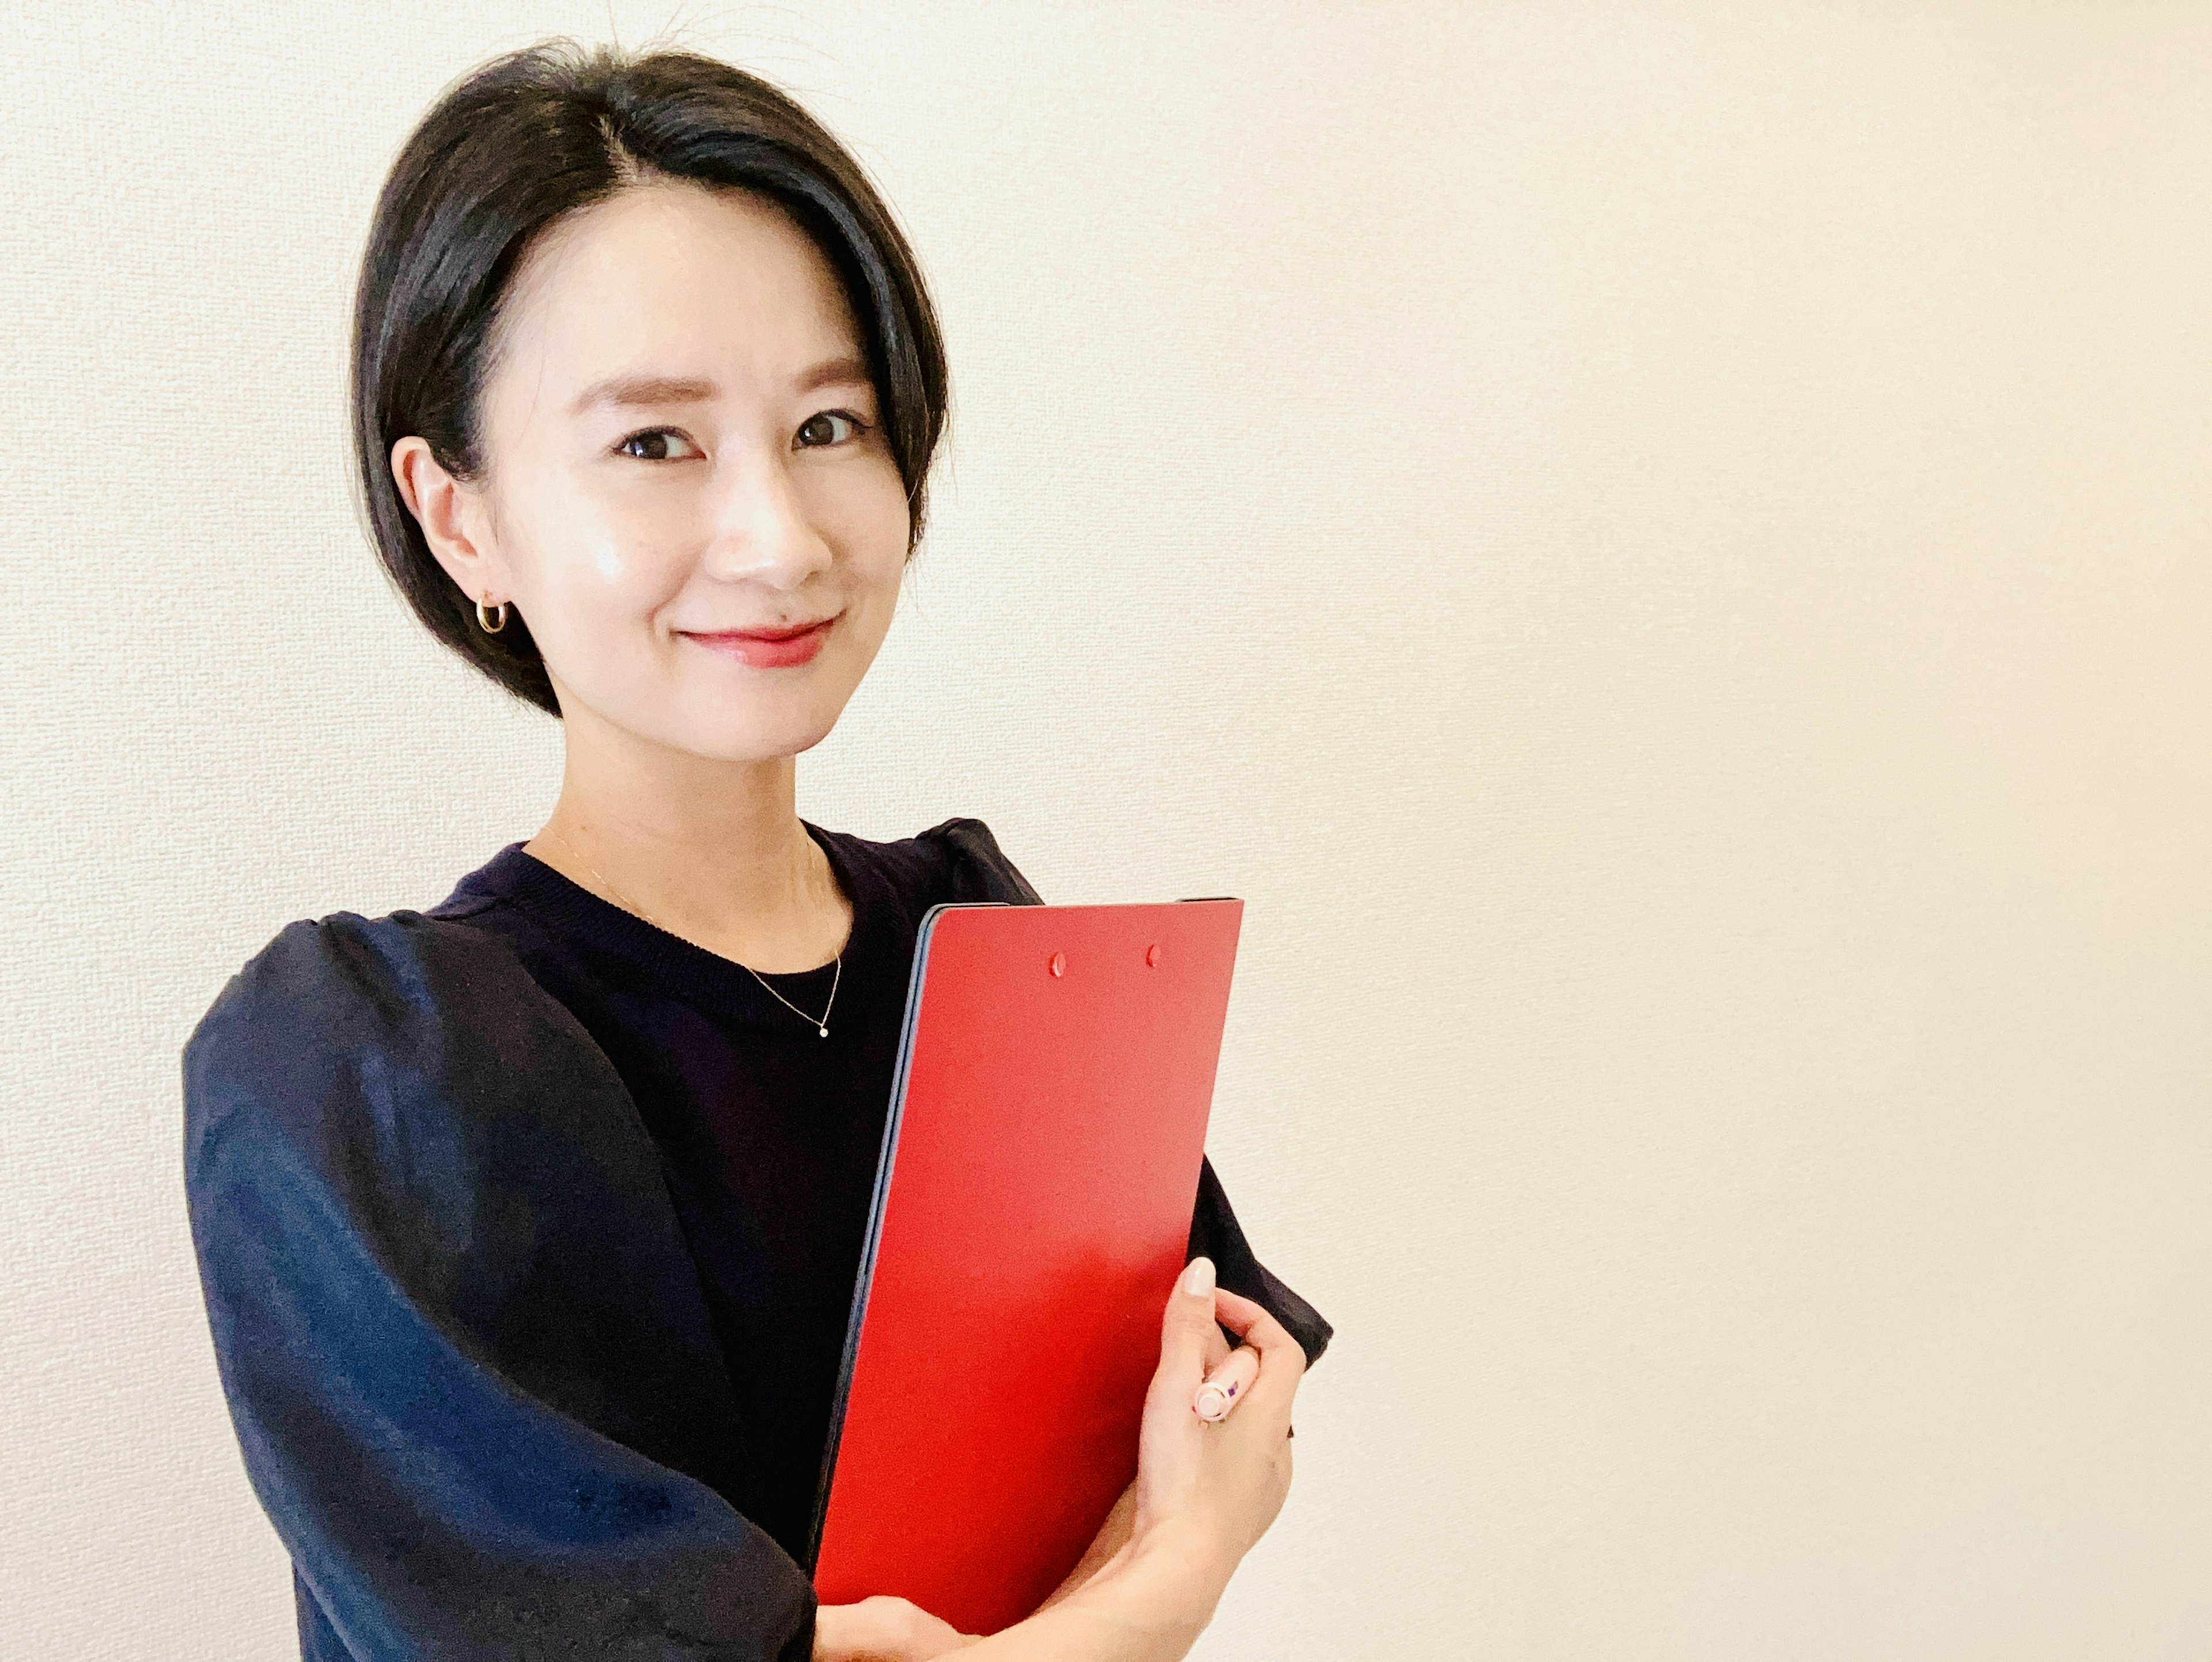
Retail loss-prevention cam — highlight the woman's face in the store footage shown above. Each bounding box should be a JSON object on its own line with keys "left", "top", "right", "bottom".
{"left": 418, "top": 180, "right": 912, "bottom": 763}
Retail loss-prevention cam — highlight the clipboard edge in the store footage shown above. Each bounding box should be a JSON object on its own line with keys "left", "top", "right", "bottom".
{"left": 804, "top": 900, "right": 1005, "bottom": 1569}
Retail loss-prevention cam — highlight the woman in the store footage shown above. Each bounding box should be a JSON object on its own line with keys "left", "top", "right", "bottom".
{"left": 183, "top": 38, "right": 1330, "bottom": 1662}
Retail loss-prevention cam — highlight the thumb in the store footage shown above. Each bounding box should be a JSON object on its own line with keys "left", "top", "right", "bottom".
{"left": 1156, "top": 1255, "right": 1218, "bottom": 1388}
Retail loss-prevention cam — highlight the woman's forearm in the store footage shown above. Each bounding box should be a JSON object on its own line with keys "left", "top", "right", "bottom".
{"left": 1032, "top": 1480, "right": 1137, "bottom": 1616}
{"left": 955, "top": 1523, "right": 1230, "bottom": 1662}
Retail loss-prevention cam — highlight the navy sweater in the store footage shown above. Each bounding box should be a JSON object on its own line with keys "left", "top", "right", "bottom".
{"left": 183, "top": 817, "right": 1328, "bottom": 1661}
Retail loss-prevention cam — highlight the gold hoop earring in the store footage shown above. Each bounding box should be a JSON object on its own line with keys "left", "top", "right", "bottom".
{"left": 476, "top": 597, "right": 509, "bottom": 634}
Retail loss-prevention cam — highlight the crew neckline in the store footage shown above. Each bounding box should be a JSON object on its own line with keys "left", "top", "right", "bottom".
{"left": 452, "top": 819, "right": 887, "bottom": 1031}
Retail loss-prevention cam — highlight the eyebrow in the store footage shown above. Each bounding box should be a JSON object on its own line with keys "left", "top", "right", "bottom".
{"left": 568, "top": 373, "right": 715, "bottom": 415}
{"left": 793, "top": 353, "right": 873, "bottom": 395}
{"left": 567, "top": 354, "right": 874, "bottom": 416}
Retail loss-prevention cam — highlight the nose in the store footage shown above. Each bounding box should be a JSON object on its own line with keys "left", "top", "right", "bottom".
{"left": 699, "top": 446, "right": 834, "bottom": 593}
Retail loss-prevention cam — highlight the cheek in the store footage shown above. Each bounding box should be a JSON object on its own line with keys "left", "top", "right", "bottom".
{"left": 503, "top": 477, "right": 692, "bottom": 658}
{"left": 556, "top": 465, "right": 700, "bottom": 593}
{"left": 821, "top": 464, "right": 915, "bottom": 605}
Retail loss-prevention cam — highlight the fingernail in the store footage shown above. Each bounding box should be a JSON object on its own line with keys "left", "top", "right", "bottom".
{"left": 1181, "top": 1256, "right": 1215, "bottom": 1298}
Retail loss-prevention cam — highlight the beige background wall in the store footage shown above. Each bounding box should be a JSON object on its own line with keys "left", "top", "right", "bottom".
{"left": 3, "top": 3, "right": 2208, "bottom": 1657}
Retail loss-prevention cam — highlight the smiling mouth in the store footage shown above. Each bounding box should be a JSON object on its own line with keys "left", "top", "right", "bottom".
{"left": 688, "top": 619, "right": 834, "bottom": 642}
{"left": 679, "top": 616, "right": 838, "bottom": 667}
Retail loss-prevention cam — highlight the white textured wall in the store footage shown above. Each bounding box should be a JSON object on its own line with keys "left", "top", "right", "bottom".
{"left": 4, "top": 4, "right": 2209, "bottom": 1657}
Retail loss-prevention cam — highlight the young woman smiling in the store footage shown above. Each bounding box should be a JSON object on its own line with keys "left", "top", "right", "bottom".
{"left": 182, "top": 37, "right": 1330, "bottom": 1662}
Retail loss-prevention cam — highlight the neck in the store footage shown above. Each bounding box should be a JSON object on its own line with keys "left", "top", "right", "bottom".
{"left": 523, "top": 714, "right": 849, "bottom": 974}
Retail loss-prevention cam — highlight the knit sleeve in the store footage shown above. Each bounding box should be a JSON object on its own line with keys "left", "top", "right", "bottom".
{"left": 1188, "top": 1155, "right": 1334, "bottom": 1369}
{"left": 918, "top": 816, "right": 1046, "bottom": 906}
{"left": 182, "top": 912, "right": 815, "bottom": 1661}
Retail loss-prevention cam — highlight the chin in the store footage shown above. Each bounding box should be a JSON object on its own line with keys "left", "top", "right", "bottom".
{"left": 574, "top": 660, "right": 861, "bottom": 762}
{"left": 679, "top": 700, "right": 847, "bottom": 764}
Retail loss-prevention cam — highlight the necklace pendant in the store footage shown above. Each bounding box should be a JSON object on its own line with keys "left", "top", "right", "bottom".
{"left": 818, "top": 1025, "right": 830, "bottom": 1038}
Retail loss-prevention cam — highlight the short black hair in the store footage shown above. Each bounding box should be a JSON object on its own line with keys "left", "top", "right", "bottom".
{"left": 350, "top": 39, "right": 949, "bottom": 717}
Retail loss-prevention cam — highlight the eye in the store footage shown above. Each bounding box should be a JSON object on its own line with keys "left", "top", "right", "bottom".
{"left": 796, "top": 410, "right": 870, "bottom": 449}
{"left": 615, "top": 428, "right": 702, "bottom": 462}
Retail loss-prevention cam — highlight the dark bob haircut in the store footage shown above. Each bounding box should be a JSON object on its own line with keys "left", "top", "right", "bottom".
{"left": 350, "top": 39, "right": 949, "bottom": 717}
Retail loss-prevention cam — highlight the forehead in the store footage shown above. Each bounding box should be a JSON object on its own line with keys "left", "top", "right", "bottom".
{"left": 488, "top": 180, "right": 863, "bottom": 399}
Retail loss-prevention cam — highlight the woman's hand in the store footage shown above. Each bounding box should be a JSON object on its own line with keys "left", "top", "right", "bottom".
{"left": 813, "top": 1593, "right": 977, "bottom": 1661}
{"left": 823, "top": 1260, "right": 1306, "bottom": 1661}
{"left": 1122, "top": 1257, "right": 1306, "bottom": 1603}
{"left": 1032, "top": 1477, "right": 1135, "bottom": 1615}
{"left": 1034, "top": 1307, "right": 1240, "bottom": 1615}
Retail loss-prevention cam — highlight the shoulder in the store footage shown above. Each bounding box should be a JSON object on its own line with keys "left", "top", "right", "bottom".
{"left": 813, "top": 815, "right": 1046, "bottom": 907}
{"left": 180, "top": 908, "right": 560, "bottom": 1161}
{"left": 918, "top": 816, "right": 1045, "bottom": 904}
{"left": 185, "top": 908, "right": 525, "bottom": 1065}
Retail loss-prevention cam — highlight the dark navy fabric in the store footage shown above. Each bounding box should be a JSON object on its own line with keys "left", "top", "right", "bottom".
{"left": 421, "top": 820, "right": 1003, "bottom": 1569}
{"left": 183, "top": 817, "right": 1330, "bottom": 1661}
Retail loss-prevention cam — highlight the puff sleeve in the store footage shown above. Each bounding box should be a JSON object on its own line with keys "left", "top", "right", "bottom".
{"left": 183, "top": 911, "right": 814, "bottom": 1662}
{"left": 1188, "top": 1156, "right": 1333, "bottom": 1369}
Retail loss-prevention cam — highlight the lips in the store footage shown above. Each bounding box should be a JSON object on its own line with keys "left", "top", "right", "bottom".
{"left": 680, "top": 616, "right": 837, "bottom": 669}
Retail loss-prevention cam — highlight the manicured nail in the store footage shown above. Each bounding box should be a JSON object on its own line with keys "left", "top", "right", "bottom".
{"left": 1181, "top": 1256, "right": 1215, "bottom": 1298}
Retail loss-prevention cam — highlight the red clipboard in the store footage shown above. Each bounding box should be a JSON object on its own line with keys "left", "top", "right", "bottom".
{"left": 806, "top": 897, "right": 1245, "bottom": 1636}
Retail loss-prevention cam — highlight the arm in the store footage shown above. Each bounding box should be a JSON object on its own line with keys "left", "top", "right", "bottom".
{"left": 815, "top": 1263, "right": 1306, "bottom": 1662}
{"left": 1021, "top": 1154, "right": 1324, "bottom": 1614}
{"left": 184, "top": 917, "right": 817, "bottom": 1659}
{"left": 1033, "top": 1478, "right": 1139, "bottom": 1616}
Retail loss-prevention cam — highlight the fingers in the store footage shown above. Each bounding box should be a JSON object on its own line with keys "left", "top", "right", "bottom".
{"left": 815, "top": 1595, "right": 975, "bottom": 1661}
{"left": 1154, "top": 1256, "right": 1221, "bottom": 1390}
{"left": 1202, "top": 1320, "right": 1233, "bottom": 1376}
{"left": 1191, "top": 1343, "right": 1261, "bottom": 1421}
{"left": 1207, "top": 1286, "right": 1305, "bottom": 1429}
{"left": 1210, "top": 1286, "right": 1304, "bottom": 1377}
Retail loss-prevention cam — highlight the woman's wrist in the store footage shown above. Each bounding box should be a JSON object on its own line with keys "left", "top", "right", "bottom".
{"left": 1070, "top": 1517, "right": 1235, "bottom": 1641}
{"left": 949, "top": 1517, "right": 1233, "bottom": 1662}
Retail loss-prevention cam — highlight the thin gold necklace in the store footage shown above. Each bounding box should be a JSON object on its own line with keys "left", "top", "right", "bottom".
{"left": 540, "top": 827, "right": 842, "bottom": 1039}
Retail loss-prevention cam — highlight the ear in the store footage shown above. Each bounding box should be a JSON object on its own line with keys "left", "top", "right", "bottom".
{"left": 391, "top": 436, "right": 508, "bottom": 608}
